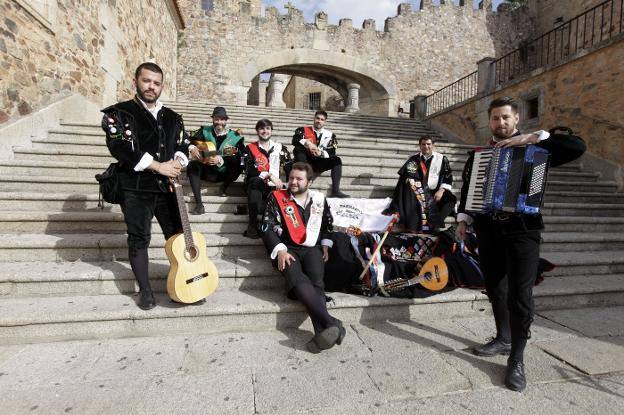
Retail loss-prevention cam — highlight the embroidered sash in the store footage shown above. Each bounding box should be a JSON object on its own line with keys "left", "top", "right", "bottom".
{"left": 274, "top": 189, "right": 325, "bottom": 247}
{"left": 249, "top": 141, "right": 283, "bottom": 186}
{"left": 248, "top": 142, "right": 270, "bottom": 172}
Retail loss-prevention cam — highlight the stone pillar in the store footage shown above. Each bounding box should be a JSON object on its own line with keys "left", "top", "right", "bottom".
{"left": 413, "top": 95, "right": 428, "bottom": 120}
{"left": 258, "top": 80, "right": 269, "bottom": 106}
{"left": 344, "top": 83, "right": 361, "bottom": 113}
{"left": 266, "top": 74, "right": 288, "bottom": 108}
{"left": 477, "top": 57, "right": 496, "bottom": 95}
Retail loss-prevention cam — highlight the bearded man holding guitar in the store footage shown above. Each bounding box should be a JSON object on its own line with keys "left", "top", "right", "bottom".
{"left": 102, "top": 62, "right": 191, "bottom": 310}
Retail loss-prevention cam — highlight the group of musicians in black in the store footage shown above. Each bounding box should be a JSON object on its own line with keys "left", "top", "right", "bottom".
{"left": 103, "top": 63, "right": 583, "bottom": 392}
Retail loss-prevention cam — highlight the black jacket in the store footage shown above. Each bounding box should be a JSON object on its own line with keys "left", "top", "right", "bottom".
{"left": 102, "top": 98, "right": 189, "bottom": 192}
{"left": 261, "top": 191, "right": 333, "bottom": 252}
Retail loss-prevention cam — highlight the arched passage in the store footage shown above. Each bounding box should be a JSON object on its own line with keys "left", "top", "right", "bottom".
{"left": 237, "top": 49, "right": 398, "bottom": 116}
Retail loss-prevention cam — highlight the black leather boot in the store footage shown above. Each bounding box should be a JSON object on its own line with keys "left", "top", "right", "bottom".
{"left": 472, "top": 338, "right": 511, "bottom": 356}
{"left": 138, "top": 290, "right": 156, "bottom": 310}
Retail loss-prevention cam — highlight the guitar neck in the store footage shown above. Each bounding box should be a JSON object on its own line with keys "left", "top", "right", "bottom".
{"left": 171, "top": 179, "right": 194, "bottom": 249}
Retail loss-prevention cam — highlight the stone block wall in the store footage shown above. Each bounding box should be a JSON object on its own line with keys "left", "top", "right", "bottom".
{"left": 0, "top": 0, "right": 181, "bottom": 126}
{"left": 527, "top": 0, "right": 603, "bottom": 34}
{"left": 283, "top": 77, "right": 344, "bottom": 112}
{"left": 429, "top": 37, "right": 624, "bottom": 183}
{"left": 176, "top": 1, "right": 535, "bottom": 115}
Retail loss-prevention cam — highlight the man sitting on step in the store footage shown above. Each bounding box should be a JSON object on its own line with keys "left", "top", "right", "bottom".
{"left": 241, "top": 118, "right": 291, "bottom": 239}
{"left": 261, "top": 162, "right": 346, "bottom": 352}
{"left": 187, "top": 106, "right": 245, "bottom": 215}
{"left": 291, "top": 110, "right": 349, "bottom": 198}
{"left": 102, "top": 62, "right": 190, "bottom": 310}
{"left": 384, "top": 135, "right": 456, "bottom": 233}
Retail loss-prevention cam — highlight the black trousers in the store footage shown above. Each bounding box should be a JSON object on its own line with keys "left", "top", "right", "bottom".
{"left": 245, "top": 176, "right": 273, "bottom": 227}
{"left": 475, "top": 217, "right": 541, "bottom": 350}
{"left": 120, "top": 190, "right": 182, "bottom": 255}
{"left": 293, "top": 146, "right": 342, "bottom": 174}
{"left": 278, "top": 245, "right": 325, "bottom": 298}
{"left": 187, "top": 160, "right": 242, "bottom": 201}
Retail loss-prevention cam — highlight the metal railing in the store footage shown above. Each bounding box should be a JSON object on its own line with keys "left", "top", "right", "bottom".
{"left": 425, "top": 71, "right": 478, "bottom": 116}
{"left": 424, "top": 0, "right": 623, "bottom": 117}
{"left": 495, "top": 0, "right": 623, "bottom": 85}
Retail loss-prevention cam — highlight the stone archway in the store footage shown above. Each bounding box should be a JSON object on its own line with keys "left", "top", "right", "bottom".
{"left": 236, "top": 49, "right": 398, "bottom": 116}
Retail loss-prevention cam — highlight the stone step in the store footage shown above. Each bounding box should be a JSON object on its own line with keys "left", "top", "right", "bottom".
{"left": 41, "top": 133, "right": 462, "bottom": 154}
{"left": 0, "top": 249, "right": 622, "bottom": 298}
{"left": 1, "top": 273, "right": 623, "bottom": 344}
{"left": 2, "top": 209, "right": 622, "bottom": 234}
{"left": 0, "top": 258, "right": 280, "bottom": 297}
{"left": 0, "top": 231, "right": 621, "bottom": 263}
{"left": 0, "top": 175, "right": 615, "bottom": 202}
{"left": 2, "top": 192, "right": 621, "bottom": 217}
{"left": 0, "top": 160, "right": 600, "bottom": 188}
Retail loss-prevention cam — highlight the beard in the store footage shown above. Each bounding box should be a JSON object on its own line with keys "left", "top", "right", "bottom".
{"left": 214, "top": 125, "right": 226, "bottom": 135}
{"left": 492, "top": 127, "right": 515, "bottom": 139}
{"left": 258, "top": 134, "right": 271, "bottom": 142}
{"left": 289, "top": 183, "right": 309, "bottom": 195}
{"left": 136, "top": 86, "right": 160, "bottom": 104}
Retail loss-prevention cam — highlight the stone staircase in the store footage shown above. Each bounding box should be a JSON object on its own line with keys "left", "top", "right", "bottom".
{"left": 1, "top": 102, "right": 623, "bottom": 345}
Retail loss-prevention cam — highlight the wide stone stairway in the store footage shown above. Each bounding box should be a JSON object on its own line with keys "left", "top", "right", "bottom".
{"left": 1, "top": 102, "right": 623, "bottom": 345}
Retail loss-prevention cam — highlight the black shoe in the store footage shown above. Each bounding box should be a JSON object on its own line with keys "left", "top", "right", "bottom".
{"left": 219, "top": 184, "right": 227, "bottom": 197}
{"left": 138, "top": 290, "right": 156, "bottom": 310}
{"left": 505, "top": 358, "right": 526, "bottom": 392}
{"left": 313, "top": 326, "right": 340, "bottom": 350}
{"left": 234, "top": 204, "right": 248, "bottom": 215}
{"left": 243, "top": 224, "right": 260, "bottom": 239}
{"left": 330, "top": 190, "right": 350, "bottom": 198}
{"left": 472, "top": 338, "right": 511, "bottom": 357}
{"left": 334, "top": 319, "right": 347, "bottom": 345}
{"left": 190, "top": 204, "right": 205, "bottom": 215}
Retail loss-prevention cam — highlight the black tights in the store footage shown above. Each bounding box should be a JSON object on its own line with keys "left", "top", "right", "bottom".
{"left": 292, "top": 283, "right": 334, "bottom": 334}
{"left": 129, "top": 247, "right": 151, "bottom": 292}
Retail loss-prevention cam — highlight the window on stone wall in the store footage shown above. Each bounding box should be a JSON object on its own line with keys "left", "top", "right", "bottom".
{"left": 201, "top": 0, "right": 214, "bottom": 11}
{"left": 309, "top": 93, "right": 321, "bottom": 111}
{"left": 14, "top": 0, "right": 57, "bottom": 31}
{"left": 525, "top": 96, "right": 539, "bottom": 121}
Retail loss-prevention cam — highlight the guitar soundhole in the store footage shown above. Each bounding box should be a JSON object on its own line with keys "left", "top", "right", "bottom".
{"left": 184, "top": 245, "right": 199, "bottom": 262}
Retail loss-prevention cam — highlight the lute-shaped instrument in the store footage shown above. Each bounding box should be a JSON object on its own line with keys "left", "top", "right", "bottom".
{"left": 165, "top": 178, "right": 219, "bottom": 303}
{"left": 381, "top": 257, "right": 448, "bottom": 293}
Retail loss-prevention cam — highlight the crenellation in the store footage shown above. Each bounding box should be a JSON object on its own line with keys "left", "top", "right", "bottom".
{"left": 362, "top": 19, "right": 376, "bottom": 30}
{"left": 397, "top": 3, "right": 412, "bottom": 16}
{"left": 338, "top": 18, "right": 352, "bottom": 29}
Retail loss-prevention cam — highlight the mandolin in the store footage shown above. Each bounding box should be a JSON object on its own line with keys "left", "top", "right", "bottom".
{"left": 165, "top": 178, "right": 219, "bottom": 303}
{"left": 381, "top": 257, "right": 449, "bottom": 293}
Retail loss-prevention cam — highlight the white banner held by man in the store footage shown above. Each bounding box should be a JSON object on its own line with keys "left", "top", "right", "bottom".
{"left": 327, "top": 197, "right": 393, "bottom": 233}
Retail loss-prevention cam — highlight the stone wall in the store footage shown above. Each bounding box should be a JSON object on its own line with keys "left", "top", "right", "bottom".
{"left": 283, "top": 77, "right": 344, "bottom": 112}
{"left": 429, "top": 37, "right": 624, "bottom": 184}
{"left": 176, "top": 1, "right": 535, "bottom": 115}
{"left": 527, "top": 0, "right": 603, "bottom": 34}
{"left": 0, "top": 0, "right": 182, "bottom": 126}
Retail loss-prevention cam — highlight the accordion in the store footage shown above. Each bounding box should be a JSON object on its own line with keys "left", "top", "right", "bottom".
{"left": 466, "top": 146, "right": 550, "bottom": 215}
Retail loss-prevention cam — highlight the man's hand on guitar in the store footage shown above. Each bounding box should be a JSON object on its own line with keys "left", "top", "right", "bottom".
{"left": 495, "top": 133, "right": 539, "bottom": 148}
{"left": 322, "top": 245, "right": 329, "bottom": 262}
{"left": 277, "top": 250, "right": 296, "bottom": 271}
{"left": 269, "top": 174, "right": 283, "bottom": 190}
{"left": 189, "top": 146, "right": 201, "bottom": 160}
{"left": 455, "top": 221, "right": 467, "bottom": 241}
{"left": 153, "top": 160, "right": 182, "bottom": 178}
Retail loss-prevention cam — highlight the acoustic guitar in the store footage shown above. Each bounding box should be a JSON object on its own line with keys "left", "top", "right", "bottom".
{"left": 165, "top": 178, "right": 219, "bottom": 303}
{"left": 380, "top": 257, "right": 449, "bottom": 293}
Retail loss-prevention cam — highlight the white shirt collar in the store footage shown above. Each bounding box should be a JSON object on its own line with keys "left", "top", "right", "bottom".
{"left": 136, "top": 96, "right": 163, "bottom": 119}
{"left": 290, "top": 192, "right": 310, "bottom": 209}
{"left": 258, "top": 138, "right": 275, "bottom": 151}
